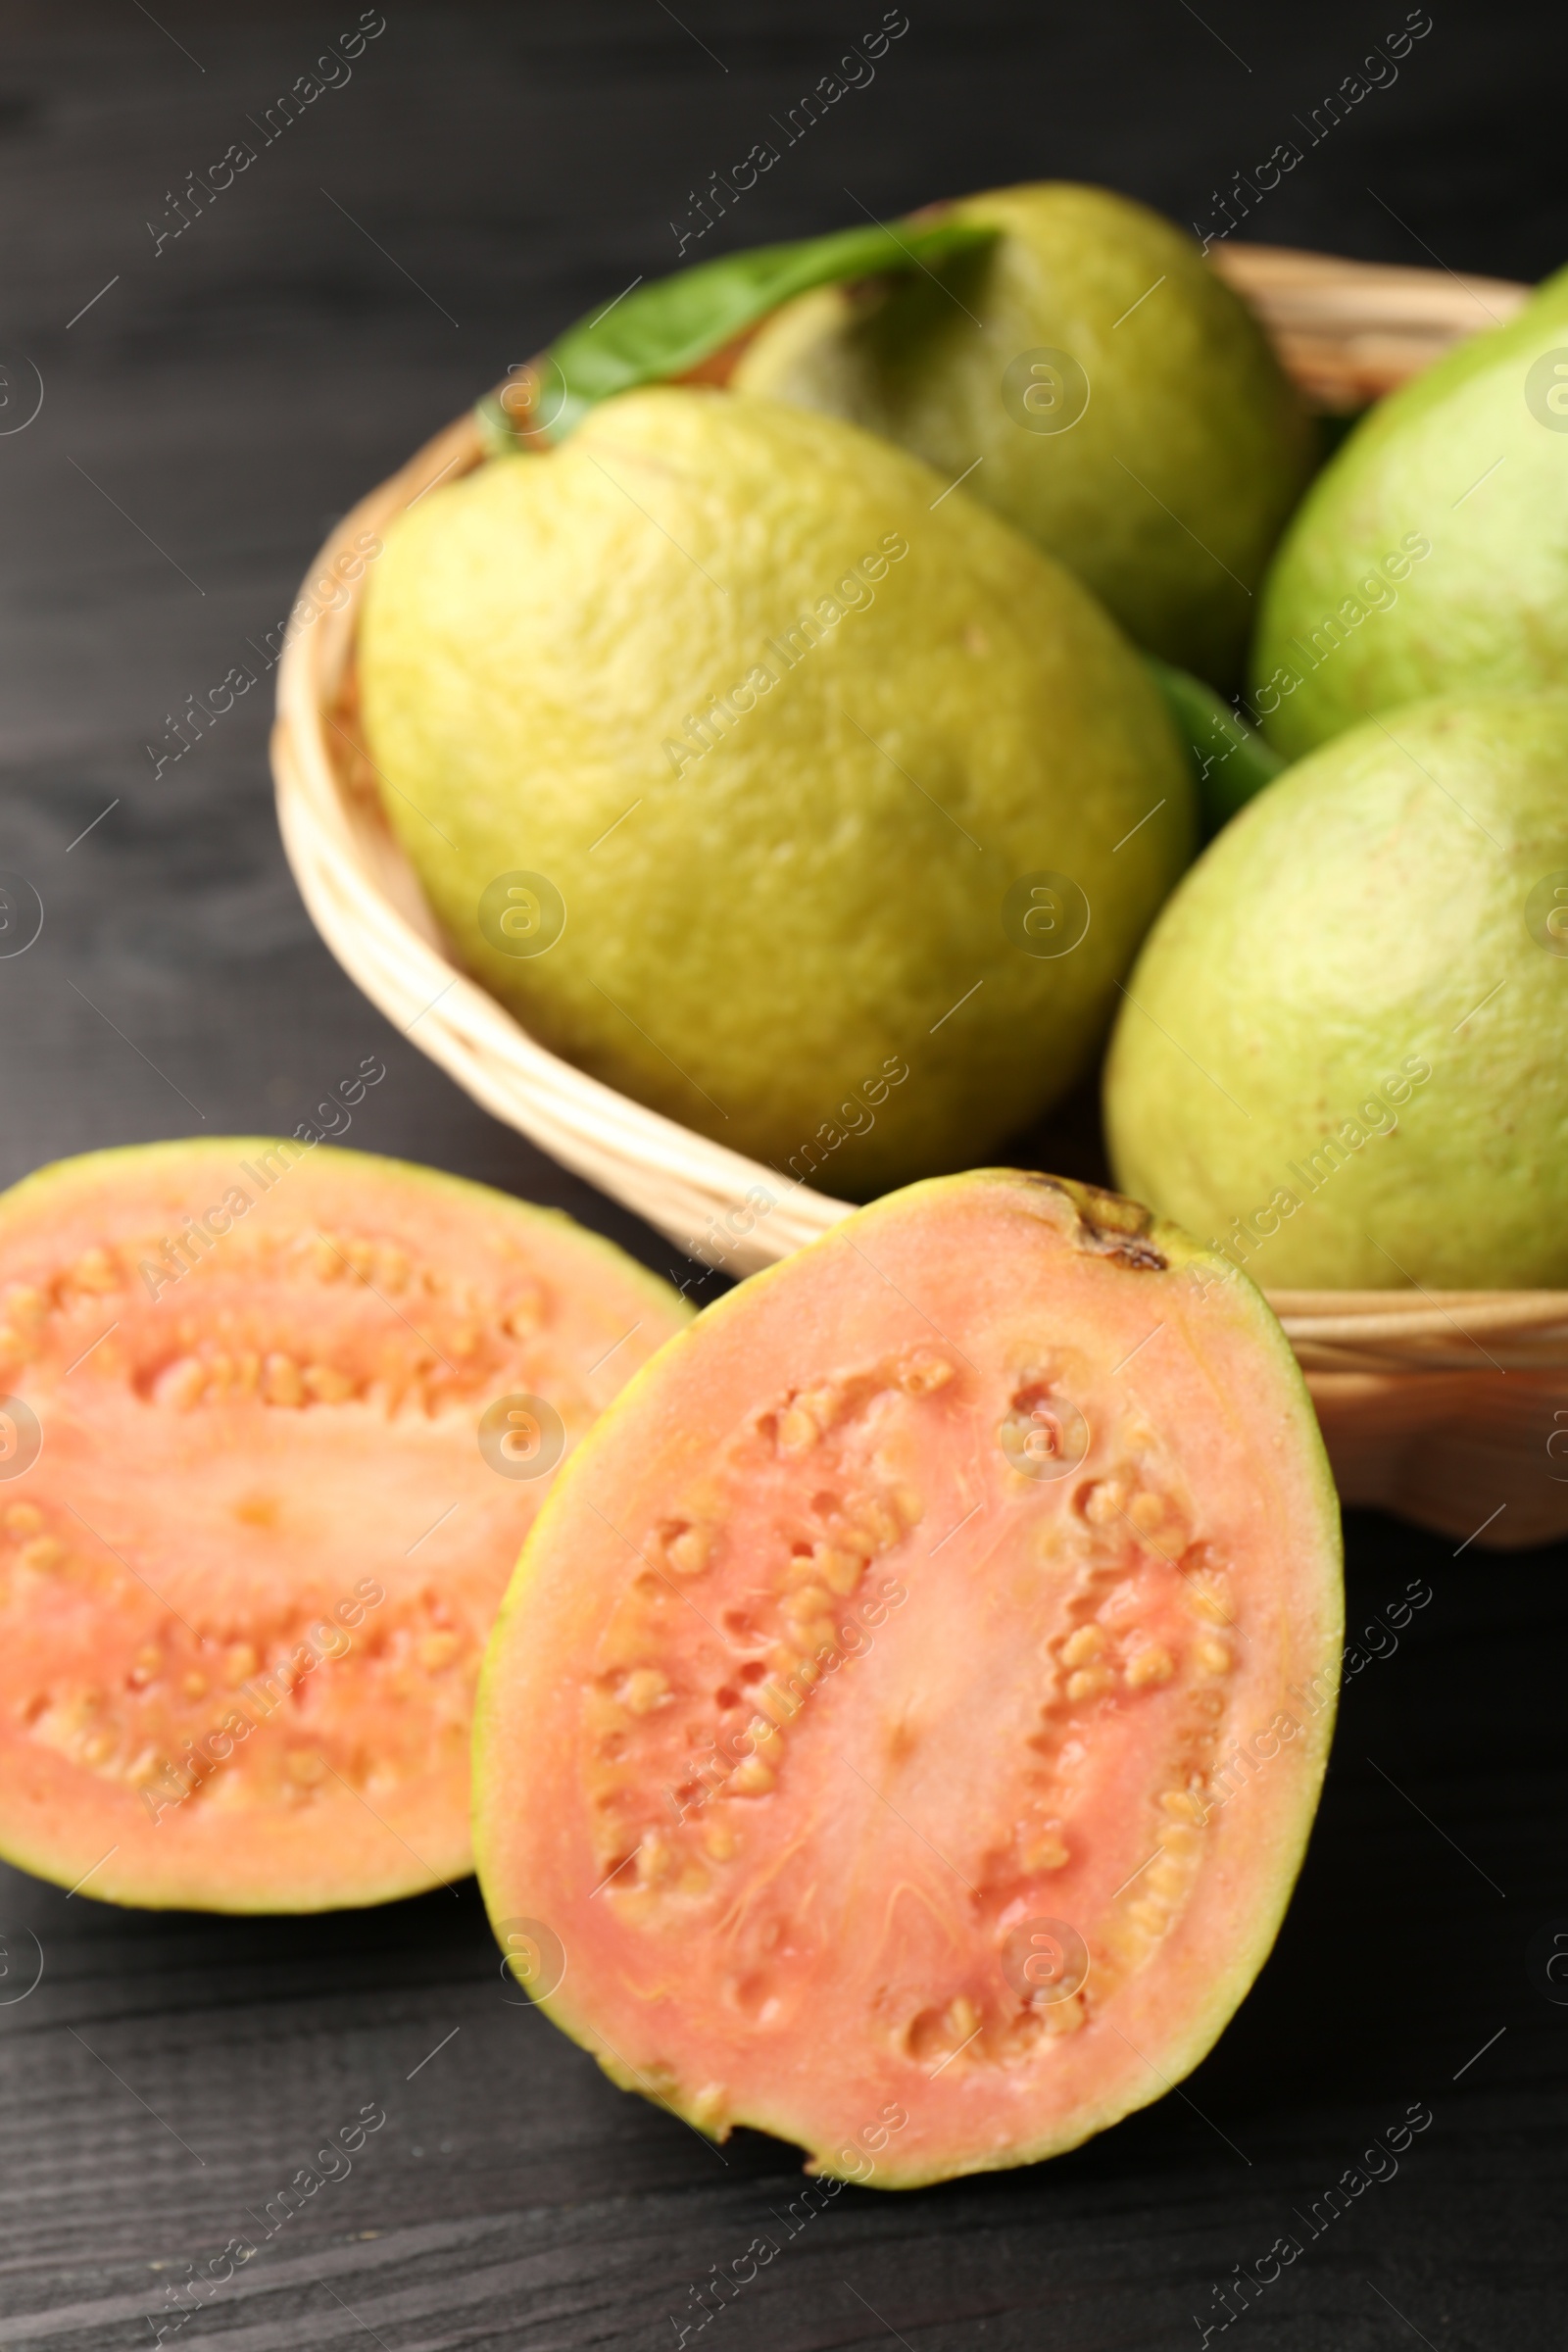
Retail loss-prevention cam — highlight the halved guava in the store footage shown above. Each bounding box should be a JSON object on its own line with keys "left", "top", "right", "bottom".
{"left": 475, "top": 1170, "right": 1342, "bottom": 2187}
{"left": 0, "top": 1139, "right": 687, "bottom": 1913}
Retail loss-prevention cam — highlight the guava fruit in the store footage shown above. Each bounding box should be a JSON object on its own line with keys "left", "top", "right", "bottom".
{"left": 1103, "top": 692, "right": 1568, "bottom": 1288}
{"left": 359, "top": 385, "right": 1193, "bottom": 1194}
{"left": 1250, "top": 264, "right": 1568, "bottom": 758}
{"left": 0, "top": 1138, "right": 687, "bottom": 1912}
{"left": 474, "top": 1169, "right": 1342, "bottom": 2188}
{"left": 732, "top": 182, "right": 1314, "bottom": 686}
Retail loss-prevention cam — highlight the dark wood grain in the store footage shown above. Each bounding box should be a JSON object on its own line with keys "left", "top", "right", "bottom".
{"left": 0, "top": 5, "right": 1565, "bottom": 2345}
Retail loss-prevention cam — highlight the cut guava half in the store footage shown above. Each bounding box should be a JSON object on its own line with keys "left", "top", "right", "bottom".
{"left": 474, "top": 1170, "right": 1342, "bottom": 2187}
{"left": 0, "top": 1139, "right": 688, "bottom": 1912}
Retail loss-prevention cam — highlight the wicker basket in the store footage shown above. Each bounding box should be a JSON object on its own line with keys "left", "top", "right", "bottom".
{"left": 270, "top": 242, "right": 1568, "bottom": 1551}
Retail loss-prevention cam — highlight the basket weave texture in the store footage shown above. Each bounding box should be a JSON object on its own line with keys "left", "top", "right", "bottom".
{"left": 270, "top": 243, "right": 1566, "bottom": 1549}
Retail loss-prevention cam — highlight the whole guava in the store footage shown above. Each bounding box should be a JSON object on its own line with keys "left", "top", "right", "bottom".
{"left": 1102, "top": 692, "right": 1568, "bottom": 1288}
{"left": 1250, "top": 264, "right": 1568, "bottom": 758}
{"left": 732, "top": 181, "right": 1313, "bottom": 687}
{"left": 359, "top": 386, "right": 1193, "bottom": 1195}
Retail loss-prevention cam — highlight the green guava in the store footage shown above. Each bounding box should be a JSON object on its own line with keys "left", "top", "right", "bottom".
{"left": 732, "top": 182, "right": 1314, "bottom": 686}
{"left": 1102, "top": 692, "right": 1568, "bottom": 1288}
{"left": 359, "top": 386, "right": 1193, "bottom": 1194}
{"left": 1250, "top": 265, "right": 1568, "bottom": 758}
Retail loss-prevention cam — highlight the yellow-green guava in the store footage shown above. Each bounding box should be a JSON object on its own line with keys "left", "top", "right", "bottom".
{"left": 359, "top": 386, "right": 1193, "bottom": 1194}
{"left": 1250, "top": 264, "right": 1568, "bottom": 758}
{"left": 1103, "top": 692, "right": 1568, "bottom": 1287}
{"left": 733, "top": 182, "right": 1313, "bottom": 687}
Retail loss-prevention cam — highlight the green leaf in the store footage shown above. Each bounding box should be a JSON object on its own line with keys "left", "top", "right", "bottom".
{"left": 1144, "top": 655, "right": 1286, "bottom": 838}
{"left": 477, "top": 216, "right": 997, "bottom": 453}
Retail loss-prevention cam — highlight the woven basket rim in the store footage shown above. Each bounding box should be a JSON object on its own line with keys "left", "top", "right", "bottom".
{"left": 270, "top": 239, "right": 1567, "bottom": 1380}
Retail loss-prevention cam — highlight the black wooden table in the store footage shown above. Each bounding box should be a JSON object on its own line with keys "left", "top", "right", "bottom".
{"left": 1, "top": 5, "right": 1564, "bottom": 2344}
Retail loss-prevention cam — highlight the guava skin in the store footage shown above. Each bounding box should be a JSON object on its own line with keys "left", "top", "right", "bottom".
{"left": 1103, "top": 692, "right": 1568, "bottom": 1289}
{"left": 1250, "top": 266, "right": 1568, "bottom": 758}
{"left": 360, "top": 385, "right": 1193, "bottom": 1195}
{"left": 733, "top": 182, "right": 1314, "bottom": 687}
